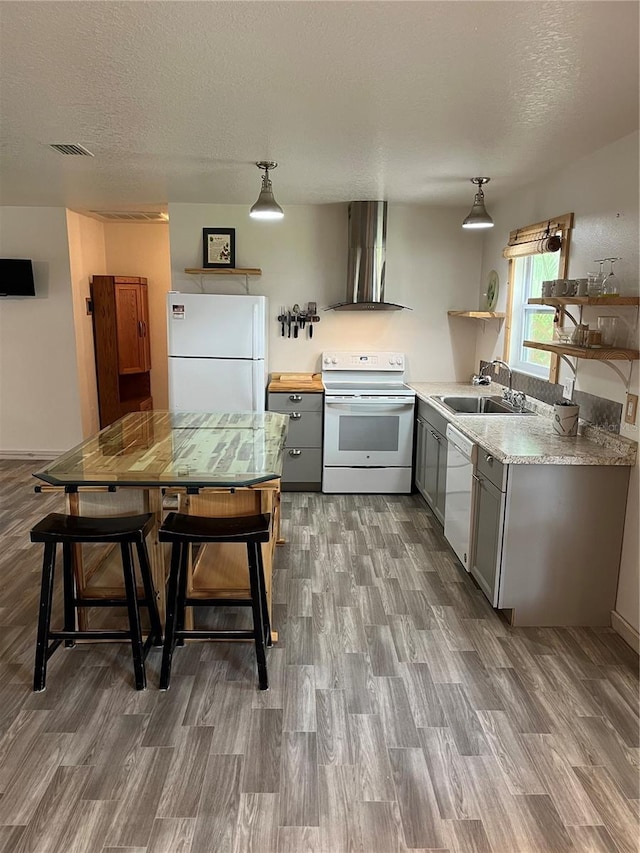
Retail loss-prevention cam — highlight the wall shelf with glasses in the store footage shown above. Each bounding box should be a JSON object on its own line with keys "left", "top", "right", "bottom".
{"left": 528, "top": 297, "right": 639, "bottom": 307}
{"left": 523, "top": 340, "right": 639, "bottom": 361}
{"left": 523, "top": 338, "right": 639, "bottom": 389}
{"left": 526, "top": 295, "right": 638, "bottom": 387}
{"left": 447, "top": 310, "right": 506, "bottom": 319}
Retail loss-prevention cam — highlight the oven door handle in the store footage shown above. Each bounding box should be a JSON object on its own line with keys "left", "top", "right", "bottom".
{"left": 325, "top": 398, "right": 415, "bottom": 410}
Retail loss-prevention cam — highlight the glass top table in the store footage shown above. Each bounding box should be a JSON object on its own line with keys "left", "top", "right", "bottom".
{"left": 35, "top": 411, "right": 289, "bottom": 488}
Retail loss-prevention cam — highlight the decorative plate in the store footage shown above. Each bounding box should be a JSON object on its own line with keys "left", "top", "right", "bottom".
{"left": 485, "top": 270, "right": 499, "bottom": 311}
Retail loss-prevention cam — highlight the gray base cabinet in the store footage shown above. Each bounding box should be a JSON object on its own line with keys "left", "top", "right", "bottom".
{"left": 268, "top": 392, "right": 323, "bottom": 491}
{"left": 471, "top": 445, "right": 630, "bottom": 626}
{"left": 415, "top": 399, "right": 448, "bottom": 526}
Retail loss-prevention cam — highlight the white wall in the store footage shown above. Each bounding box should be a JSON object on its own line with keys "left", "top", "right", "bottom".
{"left": 475, "top": 131, "right": 640, "bottom": 635}
{"left": 168, "top": 202, "right": 483, "bottom": 382}
{"left": 0, "top": 207, "right": 83, "bottom": 455}
{"left": 67, "top": 210, "right": 107, "bottom": 436}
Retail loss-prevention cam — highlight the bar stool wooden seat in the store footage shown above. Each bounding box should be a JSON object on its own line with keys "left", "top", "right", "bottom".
{"left": 158, "top": 512, "right": 272, "bottom": 691}
{"left": 30, "top": 512, "right": 162, "bottom": 692}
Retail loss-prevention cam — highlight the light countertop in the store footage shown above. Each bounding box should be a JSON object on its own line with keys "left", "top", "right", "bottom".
{"left": 35, "top": 411, "right": 289, "bottom": 487}
{"left": 408, "top": 382, "right": 637, "bottom": 466}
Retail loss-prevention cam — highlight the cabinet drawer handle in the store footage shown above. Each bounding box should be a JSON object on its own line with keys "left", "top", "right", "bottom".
{"left": 472, "top": 473, "right": 482, "bottom": 483}
{"left": 290, "top": 412, "right": 302, "bottom": 420}
{"left": 138, "top": 320, "right": 143, "bottom": 337}
{"left": 431, "top": 431, "right": 440, "bottom": 442}
{"left": 289, "top": 449, "right": 302, "bottom": 457}
{"left": 289, "top": 394, "right": 302, "bottom": 402}
{"left": 485, "top": 454, "right": 494, "bottom": 464}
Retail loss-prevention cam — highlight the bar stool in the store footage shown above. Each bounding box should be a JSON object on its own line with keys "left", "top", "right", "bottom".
{"left": 159, "top": 512, "right": 272, "bottom": 691}
{"left": 30, "top": 512, "right": 163, "bottom": 691}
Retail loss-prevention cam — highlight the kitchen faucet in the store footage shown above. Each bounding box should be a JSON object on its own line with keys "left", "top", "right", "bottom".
{"left": 481, "top": 359, "right": 513, "bottom": 390}
{"left": 473, "top": 359, "right": 527, "bottom": 410}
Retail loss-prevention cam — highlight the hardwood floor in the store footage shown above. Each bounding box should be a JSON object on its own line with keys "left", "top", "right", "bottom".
{"left": 0, "top": 460, "right": 638, "bottom": 852}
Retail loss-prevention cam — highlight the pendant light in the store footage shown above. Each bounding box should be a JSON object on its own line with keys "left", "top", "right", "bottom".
{"left": 462, "top": 177, "right": 494, "bottom": 229}
{"left": 250, "top": 161, "right": 284, "bottom": 220}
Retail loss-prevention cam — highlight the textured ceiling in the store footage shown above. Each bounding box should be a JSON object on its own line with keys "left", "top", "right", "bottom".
{"left": 0, "top": 1, "right": 638, "bottom": 210}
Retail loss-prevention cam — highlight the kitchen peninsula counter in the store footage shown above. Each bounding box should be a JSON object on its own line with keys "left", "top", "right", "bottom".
{"left": 35, "top": 411, "right": 289, "bottom": 623}
{"left": 409, "top": 382, "right": 637, "bottom": 466}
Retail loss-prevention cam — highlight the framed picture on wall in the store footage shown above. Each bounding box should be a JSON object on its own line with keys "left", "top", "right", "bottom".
{"left": 202, "top": 228, "right": 236, "bottom": 268}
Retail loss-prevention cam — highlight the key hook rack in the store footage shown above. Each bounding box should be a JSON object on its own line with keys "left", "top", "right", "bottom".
{"left": 278, "top": 302, "right": 320, "bottom": 339}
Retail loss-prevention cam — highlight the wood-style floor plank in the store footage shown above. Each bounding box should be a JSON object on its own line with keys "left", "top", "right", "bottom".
{"left": 349, "top": 713, "right": 396, "bottom": 802}
{"left": 190, "top": 753, "right": 243, "bottom": 853}
{"left": 241, "top": 709, "right": 283, "bottom": 793}
{"left": 146, "top": 817, "right": 195, "bottom": 853}
{"left": 279, "top": 732, "right": 319, "bottom": 827}
{"left": 389, "top": 746, "right": 446, "bottom": 849}
{"left": 573, "top": 765, "right": 640, "bottom": 853}
{"left": 0, "top": 469, "right": 637, "bottom": 852}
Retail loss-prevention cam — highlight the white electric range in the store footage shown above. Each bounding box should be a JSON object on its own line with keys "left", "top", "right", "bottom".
{"left": 322, "top": 351, "right": 416, "bottom": 493}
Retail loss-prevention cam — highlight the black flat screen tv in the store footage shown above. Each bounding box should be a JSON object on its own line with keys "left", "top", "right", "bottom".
{"left": 0, "top": 259, "right": 36, "bottom": 297}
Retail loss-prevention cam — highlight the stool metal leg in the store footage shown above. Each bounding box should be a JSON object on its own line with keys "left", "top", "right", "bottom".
{"left": 256, "top": 542, "right": 272, "bottom": 648}
{"left": 121, "top": 542, "right": 146, "bottom": 691}
{"left": 160, "top": 542, "right": 183, "bottom": 690}
{"left": 247, "top": 542, "right": 268, "bottom": 690}
{"left": 135, "top": 541, "right": 163, "bottom": 646}
{"left": 62, "top": 542, "right": 77, "bottom": 648}
{"left": 175, "top": 542, "right": 189, "bottom": 646}
{"left": 34, "top": 542, "right": 57, "bottom": 692}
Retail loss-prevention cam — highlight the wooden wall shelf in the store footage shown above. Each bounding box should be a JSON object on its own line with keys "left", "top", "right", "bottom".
{"left": 448, "top": 310, "right": 506, "bottom": 319}
{"left": 528, "top": 296, "right": 639, "bottom": 307}
{"left": 523, "top": 340, "right": 639, "bottom": 361}
{"left": 184, "top": 268, "right": 262, "bottom": 276}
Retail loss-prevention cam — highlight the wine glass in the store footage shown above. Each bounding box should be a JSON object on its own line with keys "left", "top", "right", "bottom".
{"left": 602, "top": 258, "right": 620, "bottom": 296}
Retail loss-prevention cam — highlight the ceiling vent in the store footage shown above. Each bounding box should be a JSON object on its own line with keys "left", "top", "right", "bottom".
{"left": 89, "top": 211, "right": 168, "bottom": 223}
{"left": 48, "top": 143, "right": 94, "bottom": 156}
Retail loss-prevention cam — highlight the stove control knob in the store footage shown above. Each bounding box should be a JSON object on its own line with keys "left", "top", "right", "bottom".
{"left": 323, "top": 356, "right": 331, "bottom": 364}
{"left": 388, "top": 357, "right": 394, "bottom": 365}
{"left": 331, "top": 357, "right": 338, "bottom": 364}
{"left": 396, "top": 357, "right": 403, "bottom": 365}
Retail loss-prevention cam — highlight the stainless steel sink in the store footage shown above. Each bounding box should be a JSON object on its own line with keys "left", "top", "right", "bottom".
{"left": 435, "top": 395, "right": 536, "bottom": 416}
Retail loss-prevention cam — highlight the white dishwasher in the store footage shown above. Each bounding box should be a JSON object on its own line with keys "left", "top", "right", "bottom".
{"left": 444, "top": 424, "right": 476, "bottom": 570}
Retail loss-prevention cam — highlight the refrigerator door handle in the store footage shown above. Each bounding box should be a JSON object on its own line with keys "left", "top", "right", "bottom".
{"left": 252, "top": 303, "right": 259, "bottom": 359}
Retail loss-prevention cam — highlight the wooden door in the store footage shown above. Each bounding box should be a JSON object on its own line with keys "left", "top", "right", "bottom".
{"left": 115, "top": 283, "right": 149, "bottom": 373}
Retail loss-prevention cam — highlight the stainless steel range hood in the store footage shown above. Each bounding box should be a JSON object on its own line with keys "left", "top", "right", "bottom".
{"left": 328, "top": 201, "right": 409, "bottom": 311}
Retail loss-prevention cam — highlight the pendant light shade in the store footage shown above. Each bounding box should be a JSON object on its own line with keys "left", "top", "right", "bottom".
{"left": 462, "top": 177, "right": 494, "bottom": 229}
{"left": 250, "top": 161, "right": 284, "bottom": 220}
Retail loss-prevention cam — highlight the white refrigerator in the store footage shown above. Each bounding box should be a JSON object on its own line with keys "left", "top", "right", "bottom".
{"left": 167, "top": 293, "right": 267, "bottom": 413}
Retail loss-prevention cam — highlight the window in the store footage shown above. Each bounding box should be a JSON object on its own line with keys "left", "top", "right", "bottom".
{"left": 509, "top": 252, "right": 560, "bottom": 377}
{"left": 503, "top": 213, "right": 573, "bottom": 382}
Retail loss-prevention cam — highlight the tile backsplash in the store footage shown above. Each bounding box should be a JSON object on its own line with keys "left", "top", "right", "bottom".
{"left": 479, "top": 361, "right": 623, "bottom": 433}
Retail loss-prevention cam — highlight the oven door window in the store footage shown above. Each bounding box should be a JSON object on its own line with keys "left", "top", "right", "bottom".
{"left": 339, "top": 415, "right": 399, "bottom": 452}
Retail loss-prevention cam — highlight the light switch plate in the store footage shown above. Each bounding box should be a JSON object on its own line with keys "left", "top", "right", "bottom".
{"left": 625, "top": 393, "right": 638, "bottom": 425}
{"left": 562, "top": 377, "right": 575, "bottom": 400}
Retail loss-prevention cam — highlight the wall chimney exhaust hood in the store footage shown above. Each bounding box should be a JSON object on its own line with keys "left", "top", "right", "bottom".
{"left": 328, "top": 201, "right": 410, "bottom": 311}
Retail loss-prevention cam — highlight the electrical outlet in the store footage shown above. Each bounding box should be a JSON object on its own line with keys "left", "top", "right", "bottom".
{"left": 625, "top": 393, "right": 638, "bottom": 425}
{"left": 562, "top": 377, "right": 574, "bottom": 400}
